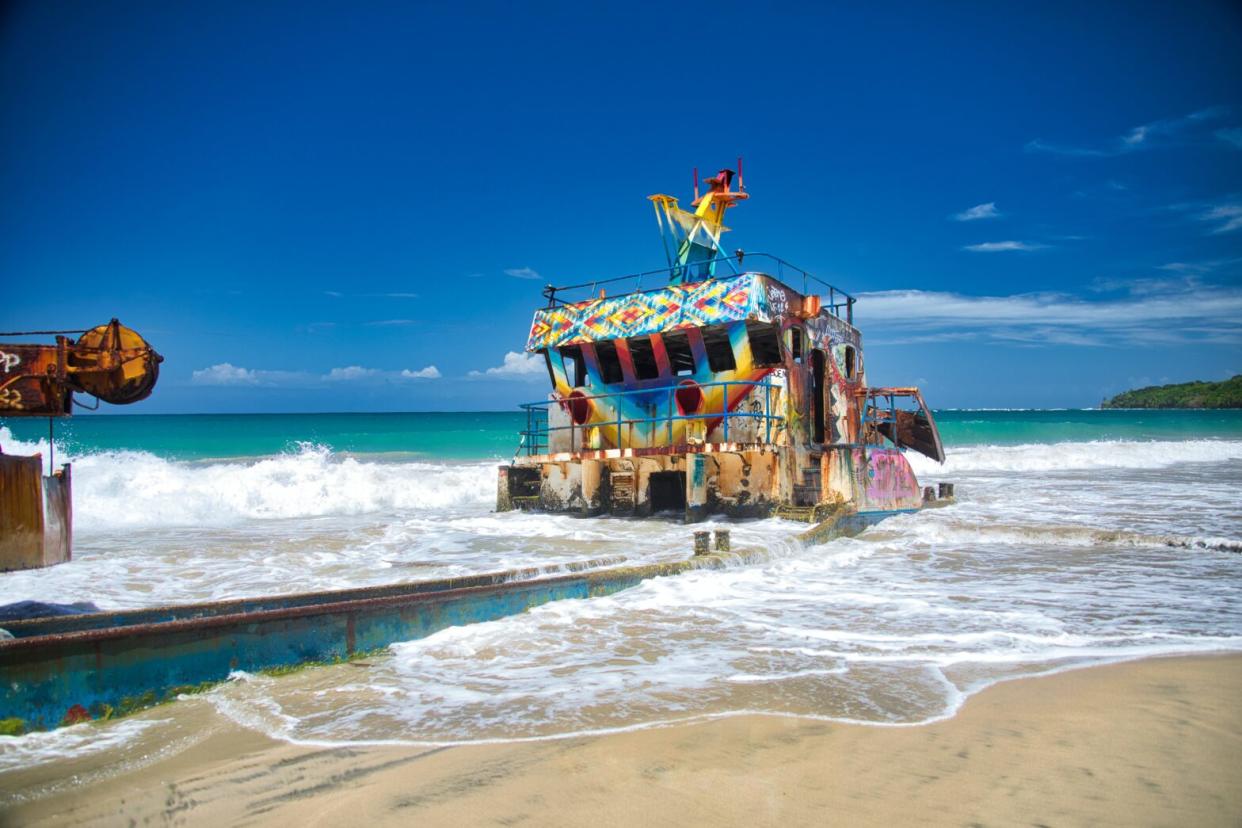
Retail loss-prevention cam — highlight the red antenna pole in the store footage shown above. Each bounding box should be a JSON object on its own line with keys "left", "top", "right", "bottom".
{"left": 737, "top": 156, "right": 744, "bottom": 191}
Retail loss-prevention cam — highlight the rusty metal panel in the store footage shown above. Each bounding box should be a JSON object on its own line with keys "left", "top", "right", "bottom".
{"left": 0, "top": 453, "right": 45, "bottom": 570}
{"left": 42, "top": 463, "right": 71, "bottom": 566}
{"left": 0, "top": 343, "right": 70, "bottom": 416}
{"left": 854, "top": 447, "right": 923, "bottom": 512}
{"left": 609, "top": 471, "right": 636, "bottom": 512}
{"left": 865, "top": 387, "right": 946, "bottom": 463}
{"left": 496, "top": 465, "right": 513, "bottom": 511}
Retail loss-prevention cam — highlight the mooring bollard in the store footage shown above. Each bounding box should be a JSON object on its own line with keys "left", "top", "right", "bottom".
{"left": 714, "top": 529, "right": 731, "bottom": 552}
{"left": 923, "top": 486, "right": 936, "bottom": 503}
{"left": 693, "top": 531, "right": 711, "bottom": 556}
{"left": 938, "top": 482, "right": 955, "bottom": 500}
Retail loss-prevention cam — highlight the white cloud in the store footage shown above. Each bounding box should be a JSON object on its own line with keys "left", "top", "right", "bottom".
{"left": 504, "top": 267, "right": 542, "bottom": 280}
{"left": 1153, "top": 257, "right": 1241, "bottom": 276}
{"left": 952, "top": 202, "right": 1000, "bottom": 221}
{"left": 1198, "top": 202, "right": 1242, "bottom": 234}
{"left": 1027, "top": 106, "right": 1228, "bottom": 157}
{"left": 326, "top": 366, "right": 378, "bottom": 381}
{"left": 961, "top": 240, "right": 1046, "bottom": 252}
{"left": 191, "top": 363, "right": 442, "bottom": 387}
{"left": 364, "top": 319, "right": 417, "bottom": 327}
{"left": 867, "top": 331, "right": 981, "bottom": 346}
{"left": 1166, "top": 197, "right": 1242, "bottom": 235}
{"left": 1091, "top": 275, "right": 1203, "bottom": 297}
{"left": 323, "top": 364, "right": 442, "bottom": 382}
{"left": 858, "top": 282, "right": 1242, "bottom": 346}
{"left": 469, "top": 351, "right": 546, "bottom": 379}
{"left": 1121, "top": 124, "right": 1150, "bottom": 146}
{"left": 1024, "top": 139, "right": 1107, "bottom": 158}
{"left": 191, "top": 363, "right": 260, "bottom": 385}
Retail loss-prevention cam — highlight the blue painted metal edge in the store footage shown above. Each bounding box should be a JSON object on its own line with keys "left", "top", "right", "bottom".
{"left": 0, "top": 560, "right": 685, "bottom": 731}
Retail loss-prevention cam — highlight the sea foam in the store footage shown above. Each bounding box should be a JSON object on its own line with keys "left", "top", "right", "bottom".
{"left": 4, "top": 425, "right": 1238, "bottom": 531}
{"left": 908, "top": 438, "right": 1242, "bottom": 475}
{"left": 0, "top": 429, "right": 495, "bottom": 529}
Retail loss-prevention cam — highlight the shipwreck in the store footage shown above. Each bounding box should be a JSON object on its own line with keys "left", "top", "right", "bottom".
{"left": 498, "top": 164, "right": 948, "bottom": 528}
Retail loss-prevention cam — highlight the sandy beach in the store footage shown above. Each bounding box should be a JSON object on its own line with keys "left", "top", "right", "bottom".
{"left": 1, "top": 653, "right": 1238, "bottom": 827}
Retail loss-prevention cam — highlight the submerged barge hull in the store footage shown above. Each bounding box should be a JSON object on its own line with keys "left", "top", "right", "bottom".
{"left": 0, "top": 557, "right": 723, "bottom": 732}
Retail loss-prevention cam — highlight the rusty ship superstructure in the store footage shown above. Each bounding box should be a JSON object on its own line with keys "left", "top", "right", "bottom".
{"left": 498, "top": 165, "right": 946, "bottom": 526}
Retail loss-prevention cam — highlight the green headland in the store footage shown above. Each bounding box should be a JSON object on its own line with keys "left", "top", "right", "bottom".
{"left": 1101, "top": 375, "right": 1242, "bottom": 409}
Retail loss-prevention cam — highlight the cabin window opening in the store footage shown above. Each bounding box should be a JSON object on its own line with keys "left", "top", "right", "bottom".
{"left": 595, "top": 341, "right": 624, "bottom": 384}
{"left": 541, "top": 349, "right": 557, "bottom": 389}
{"left": 790, "top": 328, "right": 803, "bottom": 364}
{"left": 627, "top": 336, "right": 660, "bottom": 381}
{"left": 702, "top": 325, "right": 737, "bottom": 373}
{"left": 648, "top": 471, "right": 687, "bottom": 513}
{"left": 560, "top": 345, "right": 587, "bottom": 388}
{"left": 811, "top": 349, "right": 826, "bottom": 443}
{"left": 746, "top": 321, "right": 783, "bottom": 367}
{"left": 843, "top": 345, "right": 857, "bottom": 379}
{"left": 662, "top": 331, "right": 696, "bottom": 376}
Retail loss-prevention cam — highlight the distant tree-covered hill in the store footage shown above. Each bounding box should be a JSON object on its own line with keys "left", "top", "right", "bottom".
{"left": 1101, "top": 376, "right": 1242, "bottom": 409}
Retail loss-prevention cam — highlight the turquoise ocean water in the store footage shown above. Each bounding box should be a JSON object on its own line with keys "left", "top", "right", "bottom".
{"left": 4, "top": 408, "right": 1242, "bottom": 461}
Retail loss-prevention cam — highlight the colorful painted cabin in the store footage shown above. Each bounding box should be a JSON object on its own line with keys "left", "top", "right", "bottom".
{"left": 497, "top": 167, "right": 944, "bottom": 524}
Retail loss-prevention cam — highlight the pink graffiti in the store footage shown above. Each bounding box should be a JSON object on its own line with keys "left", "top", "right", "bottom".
{"left": 864, "top": 449, "right": 918, "bottom": 504}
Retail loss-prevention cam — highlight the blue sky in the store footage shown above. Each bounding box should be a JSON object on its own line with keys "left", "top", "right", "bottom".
{"left": 2, "top": 0, "right": 1240, "bottom": 412}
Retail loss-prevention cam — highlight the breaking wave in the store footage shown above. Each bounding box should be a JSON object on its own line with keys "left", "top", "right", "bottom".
{"left": 0, "top": 429, "right": 494, "bottom": 529}
{"left": 2, "top": 426, "right": 1239, "bottom": 531}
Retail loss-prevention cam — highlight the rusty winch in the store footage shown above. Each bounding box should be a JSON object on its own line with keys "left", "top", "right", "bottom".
{"left": 0, "top": 319, "right": 162, "bottom": 415}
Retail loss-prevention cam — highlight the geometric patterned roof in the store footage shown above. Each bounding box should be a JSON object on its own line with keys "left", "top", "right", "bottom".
{"left": 526, "top": 273, "right": 790, "bottom": 351}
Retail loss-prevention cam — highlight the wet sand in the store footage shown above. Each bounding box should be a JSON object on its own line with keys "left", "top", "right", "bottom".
{"left": 2, "top": 654, "right": 1239, "bottom": 827}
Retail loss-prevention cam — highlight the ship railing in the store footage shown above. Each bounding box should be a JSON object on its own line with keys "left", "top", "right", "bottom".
{"left": 859, "top": 387, "right": 921, "bottom": 446}
{"left": 540, "top": 253, "right": 855, "bottom": 324}
{"left": 863, "top": 389, "right": 899, "bottom": 433}
{"left": 516, "top": 379, "right": 785, "bottom": 457}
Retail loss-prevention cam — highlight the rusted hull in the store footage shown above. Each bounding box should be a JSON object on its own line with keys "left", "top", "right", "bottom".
{"left": 0, "top": 557, "right": 728, "bottom": 732}
{"left": 0, "top": 455, "right": 71, "bottom": 571}
{"left": 499, "top": 440, "right": 925, "bottom": 521}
